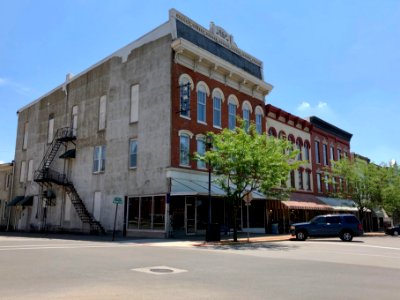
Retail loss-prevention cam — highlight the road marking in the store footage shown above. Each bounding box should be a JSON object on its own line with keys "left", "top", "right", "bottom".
{"left": 0, "top": 243, "right": 141, "bottom": 251}
{"left": 303, "top": 241, "right": 400, "bottom": 251}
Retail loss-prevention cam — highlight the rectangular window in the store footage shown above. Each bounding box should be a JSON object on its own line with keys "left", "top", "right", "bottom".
{"left": 48, "top": 114, "right": 54, "bottom": 144}
{"left": 213, "top": 97, "right": 222, "bottom": 127}
{"left": 64, "top": 193, "right": 72, "bottom": 222}
{"left": 197, "top": 139, "right": 206, "bottom": 169}
{"left": 306, "top": 172, "right": 311, "bottom": 191}
{"left": 99, "top": 95, "right": 107, "bottom": 130}
{"left": 179, "top": 135, "right": 190, "bottom": 166}
{"left": 228, "top": 103, "right": 236, "bottom": 130}
{"left": 93, "top": 191, "right": 102, "bottom": 221}
{"left": 20, "top": 161, "right": 26, "bottom": 183}
{"left": 324, "top": 175, "right": 329, "bottom": 192}
{"left": 298, "top": 170, "right": 303, "bottom": 190}
{"left": 129, "top": 139, "right": 138, "bottom": 168}
{"left": 256, "top": 114, "right": 262, "bottom": 134}
{"left": 337, "top": 149, "right": 342, "bottom": 160}
{"left": 290, "top": 170, "right": 296, "bottom": 188}
{"left": 5, "top": 173, "right": 11, "bottom": 190}
{"left": 140, "top": 197, "right": 152, "bottom": 229}
{"left": 27, "top": 160, "right": 34, "bottom": 182}
{"left": 315, "top": 141, "right": 320, "bottom": 163}
{"left": 323, "top": 144, "right": 328, "bottom": 165}
{"left": 72, "top": 105, "right": 78, "bottom": 136}
{"left": 330, "top": 146, "right": 335, "bottom": 161}
{"left": 317, "top": 173, "right": 322, "bottom": 192}
{"left": 197, "top": 90, "right": 206, "bottom": 123}
{"left": 93, "top": 145, "right": 106, "bottom": 173}
{"left": 130, "top": 84, "right": 139, "bottom": 123}
{"left": 23, "top": 122, "right": 29, "bottom": 150}
{"left": 332, "top": 177, "right": 336, "bottom": 193}
{"left": 180, "top": 83, "right": 191, "bottom": 118}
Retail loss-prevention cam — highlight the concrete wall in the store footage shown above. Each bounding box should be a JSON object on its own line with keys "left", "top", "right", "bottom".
{"left": 0, "top": 163, "right": 13, "bottom": 227}
{"left": 12, "top": 34, "right": 173, "bottom": 233}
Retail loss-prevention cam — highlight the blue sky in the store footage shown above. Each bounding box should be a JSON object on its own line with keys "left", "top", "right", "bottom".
{"left": 0, "top": 0, "right": 399, "bottom": 164}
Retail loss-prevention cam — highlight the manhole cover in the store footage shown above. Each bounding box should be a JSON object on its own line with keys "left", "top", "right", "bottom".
{"left": 150, "top": 268, "right": 174, "bottom": 273}
{"left": 132, "top": 266, "right": 188, "bottom": 275}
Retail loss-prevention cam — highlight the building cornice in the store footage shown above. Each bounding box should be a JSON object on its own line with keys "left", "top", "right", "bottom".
{"left": 172, "top": 38, "right": 273, "bottom": 101}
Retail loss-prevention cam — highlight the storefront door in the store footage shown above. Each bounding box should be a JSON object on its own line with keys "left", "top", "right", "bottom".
{"left": 185, "top": 197, "right": 196, "bottom": 235}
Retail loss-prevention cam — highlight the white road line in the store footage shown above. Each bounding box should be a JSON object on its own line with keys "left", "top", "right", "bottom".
{"left": 303, "top": 241, "right": 400, "bottom": 251}
{"left": 0, "top": 244, "right": 141, "bottom": 251}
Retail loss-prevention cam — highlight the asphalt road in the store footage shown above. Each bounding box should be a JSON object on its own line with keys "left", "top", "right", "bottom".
{"left": 0, "top": 234, "right": 399, "bottom": 300}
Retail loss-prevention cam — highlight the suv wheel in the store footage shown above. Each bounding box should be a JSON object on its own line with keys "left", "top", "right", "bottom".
{"left": 393, "top": 230, "right": 399, "bottom": 236}
{"left": 340, "top": 231, "right": 353, "bottom": 242}
{"left": 296, "top": 230, "right": 307, "bottom": 241}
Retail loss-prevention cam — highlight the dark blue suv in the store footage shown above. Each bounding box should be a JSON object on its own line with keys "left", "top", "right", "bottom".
{"left": 290, "top": 214, "right": 363, "bottom": 242}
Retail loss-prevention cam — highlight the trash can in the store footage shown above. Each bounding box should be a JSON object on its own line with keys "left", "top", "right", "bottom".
{"left": 206, "top": 223, "right": 221, "bottom": 241}
{"left": 271, "top": 223, "right": 279, "bottom": 235}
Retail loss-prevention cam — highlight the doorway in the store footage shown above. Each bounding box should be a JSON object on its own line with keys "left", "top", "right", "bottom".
{"left": 185, "top": 197, "right": 196, "bottom": 235}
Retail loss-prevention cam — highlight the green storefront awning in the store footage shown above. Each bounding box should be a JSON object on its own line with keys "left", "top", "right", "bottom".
{"left": 7, "top": 196, "right": 24, "bottom": 206}
{"left": 18, "top": 195, "right": 34, "bottom": 206}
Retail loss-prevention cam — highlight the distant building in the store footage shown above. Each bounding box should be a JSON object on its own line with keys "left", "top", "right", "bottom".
{"left": 0, "top": 162, "right": 13, "bottom": 229}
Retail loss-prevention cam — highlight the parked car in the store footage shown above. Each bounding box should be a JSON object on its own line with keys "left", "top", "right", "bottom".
{"left": 290, "top": 214, "right": 363, "bottom": 242}
{"left": 385, "top": 225, "right": 400, "bottom": 236}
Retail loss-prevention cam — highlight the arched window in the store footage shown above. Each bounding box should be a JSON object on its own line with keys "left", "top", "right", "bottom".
{"left": 197, "top": 83, "right": 208, "bottom": 123}
{"left": 196, "top": 135, "right": 206, "bottom": 169}
{"left": 278, "top": 130, "right": 286, "bottom": 139}
{"left": 255, "top": 106, "right": 264, "bottom": 134}
{"left": 212, "top": 90, "right": 223, "bottom": 128}
{"left": 242, "top": 101, "right": 252, "bottom": 131}
{"left": 179, "top": 130, "right": 193, "bottom": 166}
{"left": 268, "top": 127, "right": 277, "bottom": 137}
{"left": 303, "top": 140, "right": 310, "bottom": 162}
{"left": 296, "top": 137, "right": 303, "bottom": 160}
{"left": 179, "top": 74, "right": 194, "bottom": 118}
{"left": 228, "top": 95, "right": 238, "bottom": 130}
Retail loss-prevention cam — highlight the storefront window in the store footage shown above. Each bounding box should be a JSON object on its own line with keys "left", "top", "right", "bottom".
{"left": 128, "top": 195, "right": 165, "bottom": 230}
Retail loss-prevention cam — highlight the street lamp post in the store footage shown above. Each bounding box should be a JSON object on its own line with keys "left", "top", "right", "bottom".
{"left": 206, "top": 135, "right": 213, "bottom": 241}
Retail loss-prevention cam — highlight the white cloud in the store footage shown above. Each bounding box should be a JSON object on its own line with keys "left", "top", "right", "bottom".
{"left": 0, "top": 77, "right": 8, "bottom": 85}
{"left": 317, "top": 101, "right": 328, "bottom": 109}
{"left": 297, "top": 101, "right": 311, "bottom": 111}
{"left": 0, "top": 77, "right": 32, "bottom": 96}
{"left": 0, "top": 161, "right": 5, "bottom": 164}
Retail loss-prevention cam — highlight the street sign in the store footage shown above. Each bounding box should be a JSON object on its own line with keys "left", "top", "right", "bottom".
{"left": 113, "top": 197, "right": 123, "bottom": 205}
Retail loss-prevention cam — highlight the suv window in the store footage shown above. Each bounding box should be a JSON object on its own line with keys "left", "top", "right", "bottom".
{"left": 327, "top": 216, "right": 341, "bottom": 224}
{"left": 313, "top": 217, "right": 326, "bottom": 224}
{"left": 342, "top": 216, "right": 359, "bottom": 224}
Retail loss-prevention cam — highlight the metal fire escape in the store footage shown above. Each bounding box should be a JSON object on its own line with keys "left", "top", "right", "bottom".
{"left": 34, "top": 127, "right": 105, "bottom": 234}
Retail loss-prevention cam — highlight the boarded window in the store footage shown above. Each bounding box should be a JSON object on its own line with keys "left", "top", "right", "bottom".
{"left": 99, "top": 95, "right": 107, "bottom": 130}
{"left": 130, "top": 85, "right": 139, "bottom": 123}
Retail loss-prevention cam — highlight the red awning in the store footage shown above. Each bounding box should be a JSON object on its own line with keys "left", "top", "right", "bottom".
{"left": 281, "top": 193, "right": 333, "bottom": 211}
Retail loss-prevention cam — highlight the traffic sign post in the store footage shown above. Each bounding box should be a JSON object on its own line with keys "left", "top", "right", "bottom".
{"left": 244, "top": 192, "right": 253, "bottom": 242}
{"left": 112, "top": 197, "right": 123, "bottom": 241}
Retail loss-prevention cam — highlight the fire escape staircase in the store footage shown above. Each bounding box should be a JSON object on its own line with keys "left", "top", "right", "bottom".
{"left": 34, "top": 127, "right": 105, "bottom": 234}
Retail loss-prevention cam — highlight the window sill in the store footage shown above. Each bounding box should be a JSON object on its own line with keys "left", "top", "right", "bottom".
{"left": 213, "top": 125, "right": 222, "bottom": 130}
{"left": 197, "top": 121, "right": 207, "bottom": 126}
{"left": 93, "top": 171, "right": 105, "bottom": 175}
{"left": 129, "top": 167, "right": 137, "bottom": 170}
{"left": 179, "top": 164, "right": 192, "bottom": 169}
{"left": 180, "top": 115, "right": 191, "bottom": 121}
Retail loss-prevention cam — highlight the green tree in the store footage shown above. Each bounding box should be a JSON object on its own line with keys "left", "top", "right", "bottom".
{"left": 196, "top": 121, "right": 299, "bottom": 242}
{"left": 330, "top": 157, "right": 384, "bottom": 222}
{"left": 381, "top": 162, "right": 400, "bottom": 224}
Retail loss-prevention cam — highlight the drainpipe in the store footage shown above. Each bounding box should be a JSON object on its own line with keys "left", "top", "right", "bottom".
{"left": 6, "top": 160, "right": 16, "bottom": 231}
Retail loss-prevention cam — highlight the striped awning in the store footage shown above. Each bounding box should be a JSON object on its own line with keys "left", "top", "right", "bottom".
{"left": 281, "top": 192, "right": 333, "bottom": 211}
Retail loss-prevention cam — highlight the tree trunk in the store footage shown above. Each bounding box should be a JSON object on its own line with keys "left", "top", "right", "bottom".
{"left": 233, "top": 197, "right": 238, "bottom": 242}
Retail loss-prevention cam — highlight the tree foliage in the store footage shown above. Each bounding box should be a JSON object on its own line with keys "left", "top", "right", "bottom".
{"left": 196, "top": 121, "right": 299, "bottom": 241}
{"left": 330, "top": 157, "right": 384, "bottom": 220}
{"left": 381, "top": 163, "right": 400, "bottom": 224}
